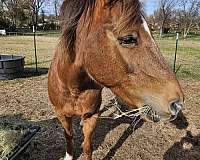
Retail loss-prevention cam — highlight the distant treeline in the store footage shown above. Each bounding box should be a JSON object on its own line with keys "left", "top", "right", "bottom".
{"left": 0, "top": 0, "right": 62, "bottom": 31}
{"left": 0, "top": 0, "right": 200, "bottom": 38}
{"left": 147, "top": 0, "right": 200, "bottom": 39}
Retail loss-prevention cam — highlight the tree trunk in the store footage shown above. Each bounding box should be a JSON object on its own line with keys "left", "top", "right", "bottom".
{"left": 160, "top": 19, "right": 165, "bottom": 38}
{"left": 35, "top": 12, "right": 38, "bottom": 28}
{"left": 160, "top": 26, "right": 163, "bottom": 38}
{"left": 183, "top": 22, "right": 193, "bottom": 39}
{"left": 183, "top": 28, "right": 187, "bottom": 38}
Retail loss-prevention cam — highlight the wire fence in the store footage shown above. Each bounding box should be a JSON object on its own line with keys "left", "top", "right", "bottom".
{"left": 0, "top": 32, "right": 199, "bottom": 79}
{"left": 0, "top": 32, "right": 59, "bottom": 73}
{"left": 1, "top": 32, "right": 60, "bottom": 37}
{"left": 155, "top": 34, "right": 200, "bottom": 80}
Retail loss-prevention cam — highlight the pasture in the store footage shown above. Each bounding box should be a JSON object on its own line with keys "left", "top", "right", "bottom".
{"left": 0, "top": 35, "right": 199, "bottom": 160}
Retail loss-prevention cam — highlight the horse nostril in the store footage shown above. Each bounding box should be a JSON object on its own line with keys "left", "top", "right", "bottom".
{"left": 169, "top": 100, "right": 183, "bottom": 115}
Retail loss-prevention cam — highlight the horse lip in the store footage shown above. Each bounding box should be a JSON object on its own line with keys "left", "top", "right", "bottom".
{"left": 147, "top": 102, "right": 183, "bottom": 122}
{"left": 145, "top": 106, "right": 177, "bottom": 123}
{"left": 170, "top": 101, "right": 183, "bottom": 116}
{"left": 169, "top": 114, "right": 178, "bottom": 121}
{"left": 169, "top": 103, "right": 182, "bottom": 121}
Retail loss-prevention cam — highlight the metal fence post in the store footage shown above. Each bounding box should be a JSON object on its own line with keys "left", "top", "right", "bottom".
{"left": 33, "top": 26, "right": 38, "bottom": 74}
{"left": 173, "top": 33, "right": 179, "bottom": 73}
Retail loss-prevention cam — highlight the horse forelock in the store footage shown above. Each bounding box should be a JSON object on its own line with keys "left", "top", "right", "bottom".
{"left": 59, "top": 0, "right": 142, "bottom": 61}
{"left": 115, "top": 0, "right": 143, "bottom": 33}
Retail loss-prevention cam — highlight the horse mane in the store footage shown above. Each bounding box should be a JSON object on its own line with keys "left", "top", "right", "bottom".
{"left": 59, "top": 0, "right": 142, "bottom": 62}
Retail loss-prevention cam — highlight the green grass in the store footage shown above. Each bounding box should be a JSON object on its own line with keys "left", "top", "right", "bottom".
{"left": 0, "top": 33, "right": 199, "bottom": 80}
{"left": 155, "top": 34, "right": 200, "bottom": 80}
{"left": 0, "top": 36, "right": 57, "bottom": 69}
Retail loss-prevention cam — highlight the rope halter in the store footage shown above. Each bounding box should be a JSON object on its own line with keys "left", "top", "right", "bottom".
{"left": 100, "top": 97, "right": 152, "bottom": 120}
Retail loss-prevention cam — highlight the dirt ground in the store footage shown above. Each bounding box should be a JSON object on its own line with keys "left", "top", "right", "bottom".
{"left": 0, "top": 73, "right": 199, "bottom": 160}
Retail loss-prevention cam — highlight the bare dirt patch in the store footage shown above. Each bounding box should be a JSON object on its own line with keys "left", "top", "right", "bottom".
{"left": 0, "top": 75, "right": 199, "bottom": 160}
{"left": 0, "top": 35, "right": 199, "bottom": 159}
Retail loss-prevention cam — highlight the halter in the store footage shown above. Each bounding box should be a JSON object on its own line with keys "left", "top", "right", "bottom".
{"left": 100, "top": 97, "right": 152, "bottom": 119}
{"left": 99, "top": 97, "right": 152, "bottom": 131}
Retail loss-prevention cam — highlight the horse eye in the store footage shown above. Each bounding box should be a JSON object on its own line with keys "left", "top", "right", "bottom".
{"left": 118, "top": 35, "right": 138, "bottom": 47}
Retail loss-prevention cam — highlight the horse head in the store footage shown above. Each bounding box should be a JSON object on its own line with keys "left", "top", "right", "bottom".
{"left": 77, "top": 0, "right": 184, "bottom": 122}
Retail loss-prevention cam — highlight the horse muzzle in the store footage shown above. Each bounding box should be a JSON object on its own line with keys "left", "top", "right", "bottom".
{"left": 146, "top": 100, "right": 183, "bottom": 123}
{"left": 169, "top": 101, "right": 183, "bottom": 121}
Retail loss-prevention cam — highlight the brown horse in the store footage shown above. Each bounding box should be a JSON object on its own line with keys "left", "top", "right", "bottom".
{"left": 48, "top": 0, "right": 184, "bottom": 159}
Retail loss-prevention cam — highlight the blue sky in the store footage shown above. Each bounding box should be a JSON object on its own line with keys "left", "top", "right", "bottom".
{"left": 143, "top": 0, "right": 159, "bottom": 15}
{"left": 43, "top": 0, "right": 159, "bottom": 16}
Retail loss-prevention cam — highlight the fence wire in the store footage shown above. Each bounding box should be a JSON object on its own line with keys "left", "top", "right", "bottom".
{"left": 0, "top": 32, "right": 199, "bottom": 79}
{"left": 0, "top": 32, "right": 59, "bottom": 72}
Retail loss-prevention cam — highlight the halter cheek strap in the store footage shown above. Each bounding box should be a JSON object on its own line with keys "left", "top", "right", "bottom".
{"left": 98, "top": 97, "right": 152, "bottom": 131}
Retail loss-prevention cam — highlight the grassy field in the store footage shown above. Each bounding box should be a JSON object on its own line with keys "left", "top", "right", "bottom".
{"left": 0, "top": 34, "right": 199, "bottom": 80}
{"left": 0, "top": 34, "right": 199, "bottom": 160}
{"left": 0, "top": 36, "right": 58, "bottom": 68}
{"left": 155, "top": 35, "right": 200, "bottom": 80}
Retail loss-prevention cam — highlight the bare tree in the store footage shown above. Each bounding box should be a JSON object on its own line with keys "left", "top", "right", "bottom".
{"left": 1, "top": 0, "right": 29, "bottom": 27}
{"left": 147, "top": 15, "right": 157, "bottom": 31}
{"left": 158, "top": 0, "right": 178, "bottom": 37}
{"left": 54, "top": 0, "right": 58, "bottom": 18}
{"left": 149, "top": 0, "right": 200, "bottom": 37}
{"left": 178, "top": 0, "right": 200, "bottom": 38}
{"left": 0, "top": 0, "right": 64, "bottom": 30}
{"left": 53, "top": 0, "right": 62, "bottom": 29}
{"left": 1, "top": 0, "right": 20, "bottom": 26}
{"left": 0, "top": 1, "right": 4, "bottom": 17}
{"left": 29, "top": 0, "right": 44, "bottom": 27}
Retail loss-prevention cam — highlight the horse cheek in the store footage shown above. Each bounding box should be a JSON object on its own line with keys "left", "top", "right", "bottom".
{"left": 83, "top": 42, "right": 125, "bottom": 87}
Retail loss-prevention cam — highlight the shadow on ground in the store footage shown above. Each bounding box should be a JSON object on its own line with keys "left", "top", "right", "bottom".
{"left": 0, "top": 114, "right": 64, "bottom": 160}
{"left": 0, "top": 67, "right": 49, "bottom": 80}
{"left": 164, "top": 131, "right": 200, "bottom": 160}
{"left": 0, "top": 109, "right": 192, "bottom": 160}
{"left": 162, "top": 111, "right": 200, "bottom": 160}
{"left": 19, "top": 67, "right": 49, "bottom": 78}
{"left": 170, "top": 111, "right": 189, "bottom": 130}
{"left": 73, "top": 116, "right": 143, "bottom": 160}
{"left": 0, "top": 111, "right": 143, "bottom": 160}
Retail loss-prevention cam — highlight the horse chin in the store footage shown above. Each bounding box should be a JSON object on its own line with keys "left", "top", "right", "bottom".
{"left": 145, "top": 108, "right": 162, "bottom": 122}
{"left": 169, "top": 114, "right": 178, "bottom": 122}
{"left": 113, "top": 97, "right": 178, "bottom": 123}
{"left": 145, "top": 107, "right": 179, "bottom": 123}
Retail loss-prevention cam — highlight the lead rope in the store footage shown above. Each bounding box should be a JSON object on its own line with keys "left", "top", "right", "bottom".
{"left": 100, "top": 97, "right": 151, "bottom": 119}
{"left": 99, "top": 97, "right": 152, "bottom": 130}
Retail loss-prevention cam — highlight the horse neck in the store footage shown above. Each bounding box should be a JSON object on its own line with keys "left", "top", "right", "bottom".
{"left": 58, "top": 1, "right": 105, "bottom": 81}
